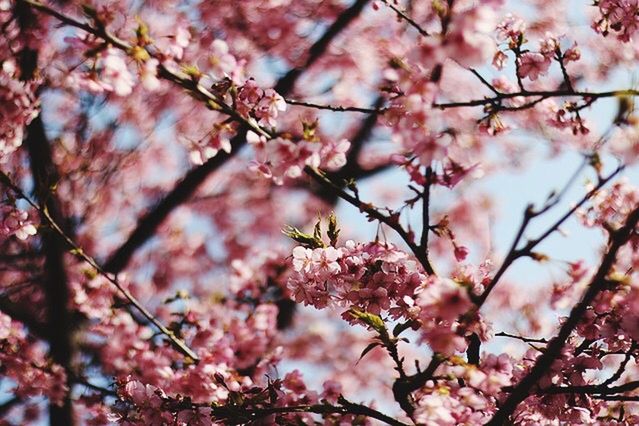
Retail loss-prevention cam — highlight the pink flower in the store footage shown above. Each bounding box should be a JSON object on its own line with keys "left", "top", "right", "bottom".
{"left": 496, "top": 14, "right": 527, "bottom": 43}
{"left": 492, "top": 50, "right": 508, "bottom": 70}
{"left": 101, "top": 48, "right": 134, "bottom": 96}
{"left": 256, "top": 89, "right": 287, "bottom": 126}
{"left": 454, "top": 245, "right": 469, "bottom": 262}
{"left": 140, "top": 58, "right": 161, "bottom": 91}
{"left": 0, "top": 60, "right": 39, "bottom": 161}
{"left": 322, "top": 138, "right": 351, "bottom": 170}
{"left": 419, "top": 278, "right": 473, "bottom": 322}
{"left": 209, "top": 39, "right": 238, "bottom": 79}
{"left": 165, "top": 26, "right": 191, "bottom": 59}
{"left": 321, "top": 380, "right": 342, "bottom": 403}
{"left": 517, "top": 52, "right": 551, "bottom": 81}
{"left": 177, "top": 408, "right": 213, "bottom": 426}
{"left": 292, "top": 246, "right": 313, "bottom": 272}
{"left": 1, "top": 206, "right": 37, "bottom": 240}
{"left": 539, "top": 33, "right": 559, "bottom": 57}
{"left": 311, "top": 246, "right": 342, "bottom": 277}
{"left": 564, "top": 44, "right": 581, "bottom": 62}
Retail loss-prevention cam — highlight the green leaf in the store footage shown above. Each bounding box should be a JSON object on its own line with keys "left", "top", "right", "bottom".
{"left": 357, "top": 341, "right": 380, "bottom": 364}
{"left": 349, "top": 308, "right": 386, "bottom": 334}
{"left": 327, "top": 211, "right": 340, "bottom": 247}
{"left": 302, "top": 119, "right": 319, "bottom": 142}
{"left": 282, "top": 225, "right": 325, "bottom": 249}
{"left": 313, "top": 216, "right": 322, "bottom": 242}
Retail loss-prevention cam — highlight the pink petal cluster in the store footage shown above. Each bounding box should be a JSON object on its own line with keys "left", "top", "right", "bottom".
{"left": 248, "top": 131, "right": 350, "bottom": 184}
{"left": 517, "top": 52, "right": 551, "bottom": 81}
{"left": 0, "top": 313, "right": 68, "bottom": 406}
{"left": 0, "top": 204, "right": 37, "bottom": 240}
{"left": 594, "top": 0, "right": 639, "bottom": 42}
{"left": 0, "top": 60, "right": 39, "bottom": 162}
{"left": 288, "top": 241, "right": 424, "bottom": 316}
{"left": 416, "top": 277, "right": 475, "bottom": 355}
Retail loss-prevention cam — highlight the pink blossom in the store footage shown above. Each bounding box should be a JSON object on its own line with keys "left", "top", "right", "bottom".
{"left": 209, "top": 39, "right": 238, "bottom": 79}
{"left": 418, "top": 278, "right": 473, "bottom": 322}
{"left": 1, "top": 205, "right": 37, "bottom": 240}
{"left": 292, "top": 246, "right": 313, "bottom": 272}
{"left": 322, "top": 138, "right": 351, "bottom": 169}
{"left": 564, "top": 43, "right": 581, "bottom": 62}
{"left": 492, "top": 50, "right": 508, "bottom": 70}
{"left": 311, "top": 246, "right": 342, "bottom": 277}
{"left": 517, "top": 52, "right": 551, "bottom": 81}
{"left": 454, "top": 245, "right": 469, "bottom": 262}
{"left": 101, "top": 48, "right": 135, "bottom": 96}
{"left": 0, "top": 60, "right": 39, "bottom": 161}
{"left": 256, "top": 88, "right": 287, "bottom": 126}
{"left": 140, "top": 58, "right": 161, "bottom": 91}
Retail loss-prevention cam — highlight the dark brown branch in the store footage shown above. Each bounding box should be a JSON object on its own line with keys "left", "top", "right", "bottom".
{"left": 540, "top": 380, "right": 639, "bottom": 396}
{"left": 467, "top": 333, "right": 481, "bottom": 366}
{"left": 420, "top": 167, "right": 432, "bottom": 250}
{"left": 392, "top": 354, "right": 444, "bottom": 416}
{"left": 210, "top": 401, "right": 406, "bottom": 426}
{"left": 495, "top": 331, "right": 549, "bottom": 344}
{"left": 593, "top": 395, "right": 639, "bottom": 401}
{"left": 102, "top": 0, "right": 373, "bottom": 273}
{"left": 273, "top": 0, "right": 372, "bottom": 95}
{"left": 25, "top": 115, "right": 74, "bottom": 425}
{"left": 486, "top": 203, "right": 639, "bottom": 425}
{"left": 433, "top": 89, "right": 639, "bottom": 109}
{"left": 285, "top": 98, "right": 384, "bottom": 114}
{"left": 476, "top": 165, "right": 623, "bottom": 307}
{"left": 600, "top": 343, "right": 637, "bottom": 387}
{"left": 380, "top": 0, "right": 430, "bottom": 37}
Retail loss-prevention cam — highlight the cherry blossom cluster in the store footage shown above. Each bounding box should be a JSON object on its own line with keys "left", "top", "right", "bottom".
{"left": 0, "top": 202, "right": 37, "bottom": 241}
{"left": 414, "top": 276, "right": 479, "bottom": 355}
{"left": 289, "top": 241, "right": 425, "bottom": 316}
{"left": 0, "top": 60, "right": 39, "bottom": 163}
{"left": 412, "top": 354, "right": 514, "bottom": 425}
{"left": 377, "top": 1, "right": 503, "bottom": 179}
{"left": 114, "top": 368, "right": 360, "bottom": 425}
{"left": 579, "top": 179, "right": 639, "bottom": 231}
{"left": 593, "top": 0, "right": 639, "bottom": 42}
{"left": 0, "top": 312, "right": 68, "bottom": 407}
{"left": 248, "top": 130, "right": 350, "bottom": 184}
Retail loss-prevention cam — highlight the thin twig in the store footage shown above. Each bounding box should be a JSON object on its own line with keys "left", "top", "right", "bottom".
{"left": 380, "top": 0, "right": 430, "bottom": 37}
{"left": 486, "top": 203, "right": 639, "bottom": 425}
{"left": 495, "top": 331, "right": 549, "bottom": 344}
{"left": 434, "top": 89, "right": 639, "bottom": 109}
{"left": 0, "top": 170, "right": 199, "bottom": 362}
{"left": 285, "top": 98, "right": 385, "bottom": 114}
{"left": 476, "top": 165, "right": 623, "bottom": 307}
{"left": 305, "top": 166, "right": 436, "bottom": 275}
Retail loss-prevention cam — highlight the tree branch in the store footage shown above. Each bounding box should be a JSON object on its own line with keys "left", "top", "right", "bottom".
{"left": 486, "top": 203, "right": 639, "bottom": 425}
{"left": 305, "top": 166, "right": 436, "bottom": 275}
{"left": 434, "top": 89, "right": 639, "bottom": 110}
{"left": 25, "top": 115, "right": 75, "bottom": 425}
{"left": 99, "top": 0, "right": 373, "bottom": 273}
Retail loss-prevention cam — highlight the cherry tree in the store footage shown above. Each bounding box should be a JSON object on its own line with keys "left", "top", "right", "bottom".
{"left": 2, "top": 0, "right": 639, "bottom": 424}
